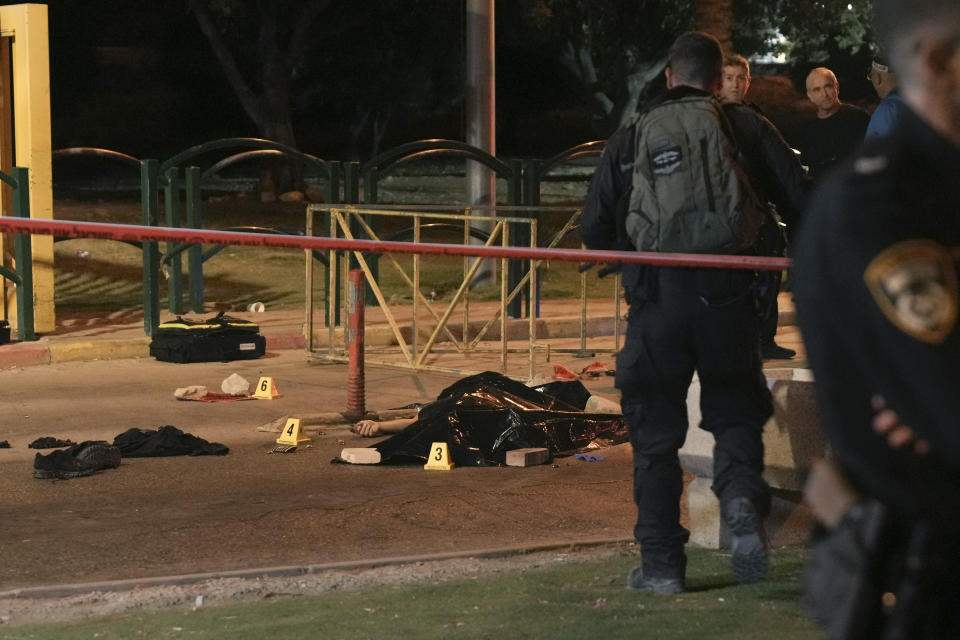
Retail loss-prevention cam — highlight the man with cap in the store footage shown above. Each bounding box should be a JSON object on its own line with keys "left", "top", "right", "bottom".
{"left": 865, "top": 51, "right": 907, "bottom": 139}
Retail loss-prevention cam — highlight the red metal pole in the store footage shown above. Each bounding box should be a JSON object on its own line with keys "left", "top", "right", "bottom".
{"left": 345, "top": 268, "right": 365, "bottom": 420}
{"left": 0, "top": 217, "right": 792, "bottom": 271}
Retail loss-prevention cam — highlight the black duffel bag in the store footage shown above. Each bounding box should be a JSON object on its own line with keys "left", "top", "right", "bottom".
{"left": 149, "top": 311, "right": 266, "bottom": 363}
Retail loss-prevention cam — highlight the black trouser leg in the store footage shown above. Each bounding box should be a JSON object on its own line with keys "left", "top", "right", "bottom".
{"left": 616, "top": 295, "right": 695, "bottom": 578}
{"left": 694, "top": 289, "right": 773, "bottom": 514}
{"left": 761, "top": 271, "right": 783, "bottom": 347}
{"left": 617, "top": 269, "right": 774, "bottom": 578}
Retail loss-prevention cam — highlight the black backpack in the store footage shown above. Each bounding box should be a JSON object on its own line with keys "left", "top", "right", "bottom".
{"left": 149, "top": 311, "right": 266, "bottom": 363}
{"left": 626, "top": 91, "right": 766, "bottom": 255}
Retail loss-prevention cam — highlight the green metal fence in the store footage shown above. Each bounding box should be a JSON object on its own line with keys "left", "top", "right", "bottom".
{"left": 51, "top": 137, "right": 607, "bottom": 337}
{"left": 0, "top": 166, "right": 35, "bottom": 341}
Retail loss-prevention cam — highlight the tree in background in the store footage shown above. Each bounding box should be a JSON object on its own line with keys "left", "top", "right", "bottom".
{"left": 188, "top": 0, "right": 461, "bottom": 161}
{"left": 733, "top": 0, "right": 875, "bottom": 97}
{"left": 293, "top": 2, "right": 462, "bottom": 160}
{"left": 521, "top": 0, "right": 696, "bottom": 136}
{"left": 187, "top": 0, "right": 329, "bottom": 149}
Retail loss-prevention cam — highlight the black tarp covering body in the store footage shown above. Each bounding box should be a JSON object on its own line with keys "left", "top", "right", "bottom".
{"left": 372, "top": 372, "right": 626, "bottom": 466}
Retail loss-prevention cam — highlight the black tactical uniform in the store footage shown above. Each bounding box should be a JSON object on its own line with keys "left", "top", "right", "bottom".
{"left": 580, "top": 87, "right": 808, "bottom": 581}
{"left": 793, "top": 104, "right": 960, "bottom": 637}
{"left": 725, "top": 104, "right": 810, "bottom": 356}
{"left": 724, "top": 104, "right": 807, "bottom": 229}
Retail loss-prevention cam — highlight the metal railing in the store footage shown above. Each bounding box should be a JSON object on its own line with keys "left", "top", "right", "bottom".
{"left": 0, "top": 216, "right": 791, "bottom": 372}
{"left": 48, "top": 137, "right": 612, "bottom": 337}
{"left": 305, "top": 204, "right": 625, "bottom": 379}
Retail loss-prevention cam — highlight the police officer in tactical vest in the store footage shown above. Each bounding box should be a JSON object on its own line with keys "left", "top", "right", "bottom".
{"left": 581, "top": 31, "right": 773, "bottom": 594}
{"left": 794, "top": 0, "right": 960, "bottom": 636}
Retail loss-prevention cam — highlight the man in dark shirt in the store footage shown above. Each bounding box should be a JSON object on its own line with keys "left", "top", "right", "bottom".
{"left": 799, "top": 67, "right": 870, "bottom": 179}
{"left": 793, "top": 0, "right": 960, "bottom": 635}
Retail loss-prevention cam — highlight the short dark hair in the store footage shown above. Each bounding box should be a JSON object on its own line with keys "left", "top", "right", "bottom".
{"left": 668, "top": 31, "right": 723, "bottom": 90}
{"left": 874, "top": 0, "right": 960, "bottom": 82}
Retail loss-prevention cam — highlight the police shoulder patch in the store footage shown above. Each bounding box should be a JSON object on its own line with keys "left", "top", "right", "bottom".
{"left": 863, "top": 239, "right": 959, "bottom": 343}
{"left": 651, "top": 144, "right": 683, "bottom": 176}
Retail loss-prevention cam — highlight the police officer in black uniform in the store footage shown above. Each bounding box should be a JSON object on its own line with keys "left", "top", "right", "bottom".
{"left": 793, "top": 0, "right": 960, "bottom": 636}
{"left": 581, "top": 31, "right": 807, "bottom": 595}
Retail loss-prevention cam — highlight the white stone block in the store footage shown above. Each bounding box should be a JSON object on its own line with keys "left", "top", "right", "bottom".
{"left": 340, "top": 448, "right": 381, "bottom": 464}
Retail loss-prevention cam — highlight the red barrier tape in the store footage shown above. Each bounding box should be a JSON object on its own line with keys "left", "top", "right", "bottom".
{"left": 0, "top": 217, "right": 791, "bottom": 271}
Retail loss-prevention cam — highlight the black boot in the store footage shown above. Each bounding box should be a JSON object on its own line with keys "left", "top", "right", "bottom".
{"left": 33, "top": 441, "right": 121, "bottom": 479}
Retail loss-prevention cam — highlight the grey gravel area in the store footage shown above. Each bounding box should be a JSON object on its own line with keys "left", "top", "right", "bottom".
{"left": 0, "top": 544, "right": 633, "bottom": 627}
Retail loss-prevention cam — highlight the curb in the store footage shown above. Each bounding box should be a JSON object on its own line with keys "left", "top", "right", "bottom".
{"left": 0, "top": 536, "right": 634, "bottom": 600}
{"left": 0, "top": 341, "right": 49, "bottom": 368}
{"left": 47, "top": 337, "right": 152, "bottom": 363}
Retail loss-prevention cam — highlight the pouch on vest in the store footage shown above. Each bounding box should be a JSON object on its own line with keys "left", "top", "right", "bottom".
{"left": 626, "top": 94, "right": 765, "bottom": 255}
{"left": 149, "top": 312, "right": 266, "bottom": 363}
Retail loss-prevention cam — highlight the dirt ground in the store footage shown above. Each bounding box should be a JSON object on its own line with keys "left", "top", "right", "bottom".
{"left": 0, "top": 353, "right": 644, "bottom": 611}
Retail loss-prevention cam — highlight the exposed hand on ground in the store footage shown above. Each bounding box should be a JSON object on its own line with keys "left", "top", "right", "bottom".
{"left": 870, "top": 395, "right": 930, "bottom": 455}
{"left": 351, "top": 419, "right": 381, "bottom": 437}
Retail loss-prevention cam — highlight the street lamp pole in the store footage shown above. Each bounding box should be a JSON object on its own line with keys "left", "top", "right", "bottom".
{"left": 465, "top": 0, "right": 496, "bottom": 284}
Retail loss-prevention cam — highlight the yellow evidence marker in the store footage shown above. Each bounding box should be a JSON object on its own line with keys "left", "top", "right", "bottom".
{"left": 424, "top": 441, "right": 455, "bottom": 470}
{"left": 276, "top": 418, "right": 310, "bottom": 445}
{"left": 253, "top": 376, "right": 281, "bottom": 399}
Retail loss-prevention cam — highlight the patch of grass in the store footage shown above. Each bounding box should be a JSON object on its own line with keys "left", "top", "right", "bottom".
{"left": 54, "top": 240, "right": 311, "bottom": 312}
{"left": 52, "top": 194, "right": 611, "bottom": 316}
{"left": 5, "top": 547, "right": 825, "bottom": 640}
{"left": 54, "top": 238, "right": 616, "bottom": 315}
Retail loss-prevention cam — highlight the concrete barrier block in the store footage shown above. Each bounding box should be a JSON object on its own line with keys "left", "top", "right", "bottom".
{"left": 687, "top": 476, "right": 723, "bottom": 548}
{"left": 685, "top": 478, "right": 814, "bottom": 550}
{"left": 679, "top": 369, "right": 830, "bottom": 492}
{"left": 762, "top": 374, "right": 829, "bottom": 491}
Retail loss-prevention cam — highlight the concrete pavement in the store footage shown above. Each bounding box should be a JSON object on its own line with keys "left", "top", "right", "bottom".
{"left": 0, "top": 294, "right": 814, "bottom": 594}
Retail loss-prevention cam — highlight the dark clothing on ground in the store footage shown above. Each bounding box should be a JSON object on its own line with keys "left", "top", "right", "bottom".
{"left": 798, "top": 104, "right": 870, "bottom": 180}
{"left": 29, "top": 436, "right": 77, "bottom": 449}
{"left": 793, "top": 103, "right": 960, "bottom": 637}
{"left": 113, "top": 425, "right": 229, "bottom": 457}
{"left": 581, "top": 88, "right": 778, "bottom": 578}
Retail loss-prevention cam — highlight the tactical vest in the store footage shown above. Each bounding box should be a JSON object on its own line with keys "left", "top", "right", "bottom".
{"left": 626, "top": 94, "right": 765, "bottom": 254}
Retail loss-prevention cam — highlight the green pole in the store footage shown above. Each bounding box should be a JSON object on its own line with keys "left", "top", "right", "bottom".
{"left": 12, "top": 167, "right": 34, "bottom": 341}
{"left": 140, "top": 159, "right": 160, "bottom": 336}
{"left": 164, "top": 167, "right": 183, "bottom": 314}
{"left": 185, "top": 166, "right": 204, "bottom": 313}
